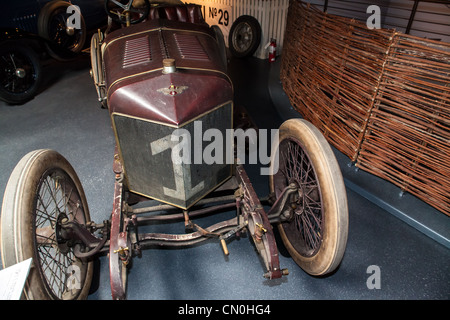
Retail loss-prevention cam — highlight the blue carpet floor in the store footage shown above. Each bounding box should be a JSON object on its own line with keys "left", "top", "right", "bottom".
{"left": 0, "top": 53, "right": 448, "bottom": 300}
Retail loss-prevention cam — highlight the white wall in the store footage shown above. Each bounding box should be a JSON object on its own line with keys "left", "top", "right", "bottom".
{"left": 186, "top": 0, "right": 290, "bottom": 59}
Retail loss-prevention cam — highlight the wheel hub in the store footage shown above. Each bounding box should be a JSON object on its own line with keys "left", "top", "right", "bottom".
{"left": 15, "top": 68, "right": 26, "bottom": 78}
{"left": 55, "top": 213, "right": 71, "bottom": 254}
{"left": 292, "top": 184, "right": 320, "bottom": 216}
{"left": 66, "top": 26, "right": 75, "bottom": 36}
{"left": 234, "top": 23, "right": 252, "bottom": 51}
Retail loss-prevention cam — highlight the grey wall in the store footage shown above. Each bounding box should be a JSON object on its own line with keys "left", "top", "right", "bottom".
{"left": 300, "top": 0, "right": 450, "bottom": 42}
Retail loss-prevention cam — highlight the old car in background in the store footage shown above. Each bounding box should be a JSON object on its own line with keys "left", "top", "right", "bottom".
{"left": 1, "top": 0, "right": 348, "bottom": 299}
{"left": 0, "top": 0, "right": 107, "bottom": 104}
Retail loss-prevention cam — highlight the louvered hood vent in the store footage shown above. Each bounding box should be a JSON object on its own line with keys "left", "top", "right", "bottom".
{"left": 123, "top": 36, "right": 152, "bottom": 68}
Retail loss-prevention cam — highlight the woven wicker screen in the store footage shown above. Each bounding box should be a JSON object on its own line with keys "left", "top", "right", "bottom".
{"left": 280, "top": 0, "right": 450, "bottom": 216}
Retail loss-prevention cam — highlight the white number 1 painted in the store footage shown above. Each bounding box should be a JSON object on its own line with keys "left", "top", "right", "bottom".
{"left": 150, "top": 133, "right": 204, "bottom": 201}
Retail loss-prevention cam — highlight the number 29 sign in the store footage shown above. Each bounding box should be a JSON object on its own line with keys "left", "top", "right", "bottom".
{"left": 192, "top": 1, "right": 233, "bottom": 43}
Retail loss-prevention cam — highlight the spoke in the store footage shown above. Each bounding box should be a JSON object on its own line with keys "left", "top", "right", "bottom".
{"left": 293, "top": 143, "right": 302, "bottom": 180}
{"left": 37, "top": 188, "right": 52, "bottom": 214}
{"left": 54, "top": 181, "right": 66, "bottom": 210}
{"left": 36, "top": 226, "right": 56, "bottom": 246}
{"left": 111, "top": 0, "right": 130, "bottom": 10}
{"left": 305, "top": 203, "right": 322, "bottom": 213}
{"left": 278, "top": 139, "right": 324, "bottom": 256}
{"left": 35, "top": 206, "right": 56, "bottom": 226}
{"left": 298, "top": 213, "right": 320, "bottom": 251}
{"left": 44, "top": 176, "right": 61, "bottom": 213}
{"left": 36, "top": 176, "right": 64, "bottom": 229}
{"left": 39, "top": 247, "right": 62, "bottom": 279}
{"left": 37, "top": 246, "right": 68, "bottom": 298}
{"left": 285, "top": 144, "right": 295, "bottom": 179}
{"left": 33, "top": 169, "right": 86, "bottom": 299}
{"left": 64, "top": 185, "right": 72, "bottom": 217}
{"left": 110, "top": 10, "right": 123, "bottom": 18}
{"left": 9, "top": 53, "right": 17, "bottom": 70}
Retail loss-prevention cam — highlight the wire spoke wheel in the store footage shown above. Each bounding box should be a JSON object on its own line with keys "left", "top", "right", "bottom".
{"left": 34, "top": 169, "right": 88, "bottom": 299}
{"left": 0, "top": 44, "right": 41, "bottom": 104}
{"left": 38, "top": 1, "right": 86, "bottom": 61}
{"left": 232, "top": 23, "right": 253, "bottom": 53}
{"left": 228, "top": 15, "right": 261, "bottom": 58}
{"left": 278, "top": 139, "right": 324, "bottom": 257}
{"left": 269, "top": 119, "right": 348, "bottom": 276}
{"left": 1, "top": 149, "right": 93, "bottom": 299}
{"left": 0, "top": 52, "right": 34, "bottom": 94}
{"left": 47, "top": 7, "right": 84, "bottom": 52}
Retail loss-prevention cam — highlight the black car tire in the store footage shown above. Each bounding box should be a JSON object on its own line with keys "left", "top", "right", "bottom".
{"left": 38, "top": 0, "right": 86, "bottom": 61}
{"left": 228, "top": 15, "right": 261, "bottom": 58}
{"left": 0, "top": 44, "right": 42, "bottom": 105}
{"left": 212, "top": 25, "right": 228, "bottom": 70}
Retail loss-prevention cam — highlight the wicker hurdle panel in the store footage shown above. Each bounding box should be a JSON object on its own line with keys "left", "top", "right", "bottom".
{"left": 280, "top": 1, "right": 394, "bottom": 160}
{"left": 357, "top": 35, "right": 450, "bottom": 215}
{"left": 281, "top": 0, "right": 450, "bottom": 216}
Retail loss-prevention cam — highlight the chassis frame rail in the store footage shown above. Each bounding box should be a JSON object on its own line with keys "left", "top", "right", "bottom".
{"left": 58, "top": 155, "right": 294, "bottom": 299}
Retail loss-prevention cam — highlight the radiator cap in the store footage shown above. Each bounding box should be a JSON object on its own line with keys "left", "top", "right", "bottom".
{"left": 162, "top": 58, "right": 176, "bottom": 74}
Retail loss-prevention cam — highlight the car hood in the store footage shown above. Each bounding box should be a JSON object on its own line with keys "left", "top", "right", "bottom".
{"left": 102, "top": 19, "right": 232, "bottom": 126}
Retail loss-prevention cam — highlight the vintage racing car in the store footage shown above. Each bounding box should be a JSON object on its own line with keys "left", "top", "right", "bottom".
{"left": 1, "top": 0, "right": 348, "bottom": 300}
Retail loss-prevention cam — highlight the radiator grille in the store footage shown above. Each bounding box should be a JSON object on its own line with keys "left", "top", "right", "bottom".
{"left": 113, "top": 102, "right": 233, "bottom": 209}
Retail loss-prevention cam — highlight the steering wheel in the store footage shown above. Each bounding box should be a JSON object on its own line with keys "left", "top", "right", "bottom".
{"left": 105, "top": 0, "right": 151, "bottom": 25}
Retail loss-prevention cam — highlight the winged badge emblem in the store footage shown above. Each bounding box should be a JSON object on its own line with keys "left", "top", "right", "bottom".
{"left": 157, "top": 84, "right": 188, "bottom": 96}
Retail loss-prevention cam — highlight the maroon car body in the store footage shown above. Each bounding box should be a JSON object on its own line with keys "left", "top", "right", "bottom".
{"left": 101, "top": 10, "right": 233, "bottom": 209}
{"left": 104, "top": 19, "right": 232, "bottom": 125}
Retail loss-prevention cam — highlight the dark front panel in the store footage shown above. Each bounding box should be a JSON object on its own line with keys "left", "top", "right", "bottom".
{"left": 113, "top": 102, "right": 233, "bottom": 209}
